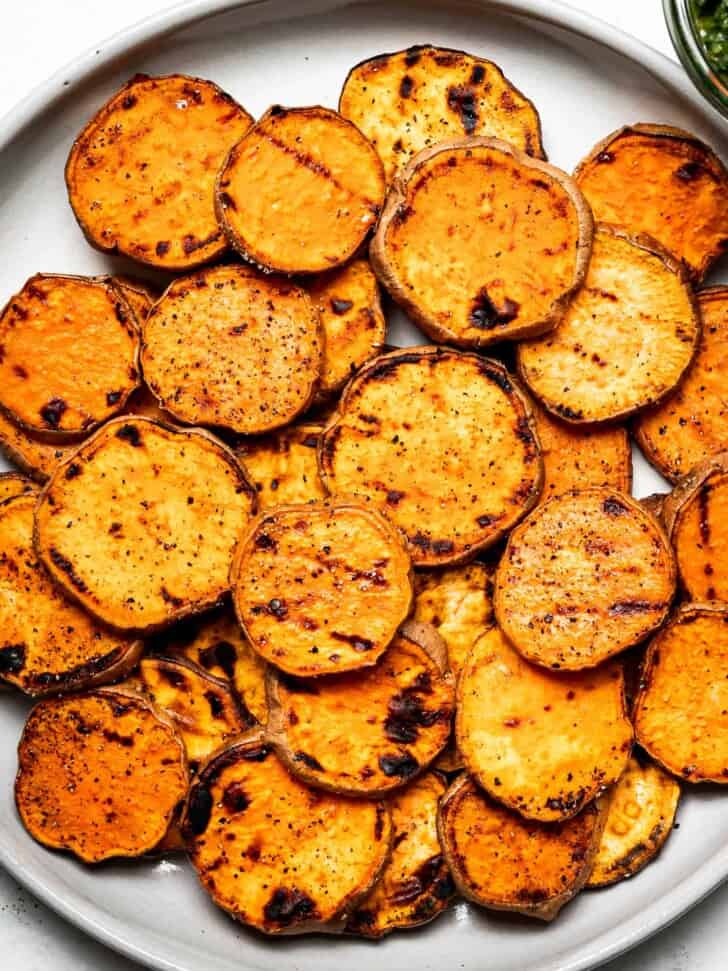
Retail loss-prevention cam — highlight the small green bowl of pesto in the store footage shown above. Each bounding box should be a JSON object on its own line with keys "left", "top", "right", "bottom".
{"left": 664, "top": 0, "right": 728, "bottom": 117}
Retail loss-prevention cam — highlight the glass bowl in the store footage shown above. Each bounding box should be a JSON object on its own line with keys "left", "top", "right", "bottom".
{"left": 664, "top": 0, "right": 728, "bottom": 118}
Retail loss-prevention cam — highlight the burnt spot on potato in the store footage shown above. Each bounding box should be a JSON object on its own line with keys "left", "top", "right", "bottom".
{"left": 0, "top": 643, "right": 26, "bottom": 675}
{"left": 399, "top": 76, "right": 414, "bottom": 99}
{"left": 469, "top": 289, "right": 520, "bottom": 329}
{"left": 446, "top": 86, "right": 478, "bottom": 134}
{"left": 330, "top": 298, "right": 354, "bottom": 315}
{"left": 48, "top": 547, "right": 88, "bottom": 593}
{"left": 40, "top": 398, "right": 68, "bottom": 429}
{"left": 115, "top": 423, "right": 142, "bottom": 447}
{"left": 187, "top": 784, "right": 214, "bottom": 835}
{"left": 294, "top": 751, "right": 324, "bottom": 772}
{"left": 379, "top": 752, "right": 419, "bottom": 779}
{"left": 222, "top": 781, "right": 250, "bottom": 814}
{"left": 263, "top": 887, "right": 319, "bottom": 927}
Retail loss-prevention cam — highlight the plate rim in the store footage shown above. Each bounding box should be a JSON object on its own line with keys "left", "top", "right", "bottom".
{"left": 1, "top": 2, "right": 727, "bottom": 970}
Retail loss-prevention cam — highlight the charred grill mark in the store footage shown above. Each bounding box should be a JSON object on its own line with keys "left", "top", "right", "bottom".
{"left": 385, "top": 684, "right": 445, "bottom": 744}
{"left": 106, "top": 390, "right": 123, "bottom": 406}
{"left": 102, "top": 728, "right": 134, "bottom": 747}
{"left": 13, "top": 364, "right": 28, "bottom": 379}
{"left": 379, "top": 752, "right": 419, "bottom": 779}
{"left": 602, "top": 496, "right": 628, "bottom": 517}
{"left": 596, "top": 150, "right": 614, "bottom": 164}
{"left": 115, "top": 423, "right": 142, "bottom": 447}
{"left": 554, "top": 403, "right": 584, "bottom": 421}
{"left": 205, "top": 690, "right": 225, "bottom": 719}
{"left": 155, "top": 240, "right": 170, "bottom": 257}
{"left": 366, "top": 352, "right": 424, "bottom": 381}
{"left": 675, "top": 161, "right": 703, "bottom": 182}
{"left": 160, "top": 586, "right": 184, "bottom": 608}
{"left": 545, "top": 789, "right": 586, "bottom": 814}
{"left": 330, "top": 298, "right": 353, "bottom": 315}
{"left": 609, "top": 600, "right": 664, "bottom": 616}
{"left": 331, "top": 631, "right": 374, "bottom": 652}
{"left": 470, "top": 64, "right": 486, "bottom": 84}
{"left": 480, "top": 365, "right": 512, "bottom": 394}
{"left": 399, "top": 75, "right": 414, "bottom": 98}
{"left": 31, "top": 648, "right": 123, "bottom": 690}
{"left": 432, "top": 540, "right": 454, "bottom": 555}
{"left": 263, "top": 888, "right": 318, "bottom": 927}
{"left": 294, "top": 751, "right": 324, "bottom": 771}
{"left": 447, "top": 85, "right": 478, "bottom": 134}
{"left": 199, "top": 640, "right": 237, "bottom": 679}
{"left": 187, "top": 785, "right": 213, "bottom": 835}
{"left": 254, "top": 532, "right": 277, "bottom": 552}
{"left": 182, "top": 230, "right": 219, "bottom": 255}
{"left": 386, "top": 489, "right": 405, "bottom": 505}
{"left": 49, "top": 548, "right": 88, "bottom": 593}
{"left": 477, "top": 513, "right": 497, "bottom": 528}
{"left": 0, "top": 643, "right": 25, "bottom": 675}
{"left": 65, "top": 463, "right": 82, "bottom": 480}
{"left": 469, "top": 289, "right": 520, "bottom": 329}
{"left": 26, "top": 283, "right": 47, "bottom": 302}
{"left": 699, "top": 484, "right": 711, "bottom": 544}
{"left": 11, "top": 303, "right": 28, "bottom": 320}
{"left": 391, "top": 854, "right": 445, "bottom": 905}
{"left": 374, "top": 804, "right": 385, "bottom": 840}
{"left": 40, "top": 398, "right": 67, "bottom": 428}
{"left": 264, "top": 132, "right": 363, "bottom": 202}
{"left": 222, "top": 781, "right": 250, "bottom": 813}
{"left": 404, "top": 48, "right": 422, "bottom": 66}
{"left": 218, "top": 191, "right": 237, "bottom": 212}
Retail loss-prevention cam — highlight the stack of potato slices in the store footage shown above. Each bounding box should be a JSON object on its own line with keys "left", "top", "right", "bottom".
{"left": 3, "top": 46, "right": 728, "bottom": 938}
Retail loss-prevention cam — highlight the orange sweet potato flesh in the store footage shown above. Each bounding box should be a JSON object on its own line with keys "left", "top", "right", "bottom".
{"left": 15, "top": 689, "right": 188, "bottom": 863}
{"left": 0, "top": 472, "right": 36, "bottom": 503}
{"left": 319, "top": 347, "right": 544, "bottom": 567}
{"left": 231, "top": 500, "right": 413, "bottom": 676}
{"left": 217, "top": 105, "right": 385, "bottom": 274}
{"left": 66, "top": 74, "right": 253, "bottom": 270}
{"left": 371, "top": 138, "right": 592, "bottom": 348}
{"left": 0, "top": 496, "right": 142, "bottom": 695}
{"left": 339, "top": 44, "right": 545, "bottom": 183}
{"left": 183, "top": 730, "right": 392, "bottom": 934}
{"left": 575, "top": 124, "right": 728, "bottom": 282}
{"left": 438, "top": 775, "right": 603, "bottom": 921}
{"left": 35, "top": 417, "right": 255, "bottom": 633}
{"left": 0, "top": 274, "right": 140, "bottom": 438}
{"left": 306, "top": 259, "right": 386, "bottom": 396}
{"left": 634, "top": 603, "right": 728, "bottom": 783}
{"left": 531, "top": 400, "right": 632, "bottom": 500}
{"left": 266, "top": 623, "right": 454, "bottom": 796}
{"left": 141, "top": 264, "right": 323, "bottom": 434}
{"left": 346, "top": 771, "right": 454, "bottom": 937}
{"left": 662, "top": 452, "right": 728, "bottom": 601}
{"left": 457, "top": 625, "right": 632, "bottom": 822}
{"left": 635, "top": 288, "right": 728, "bottom": 482}
{"left": 236, "top": 424, "right": 326, "bottom": 512}
{"left": 495, "top": 489, "right": 676, "bottom": 670}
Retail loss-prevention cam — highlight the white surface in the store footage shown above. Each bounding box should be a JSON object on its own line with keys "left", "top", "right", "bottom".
{"left": 0, "top": 1, "right": 725, "bottom": 969}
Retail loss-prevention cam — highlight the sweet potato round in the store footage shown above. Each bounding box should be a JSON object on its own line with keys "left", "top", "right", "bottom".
{"left": 66, "top": 73, "right": 253, "bottom": 270}
{"left": 319, "top": 347, "right": 543, "bottom": 567}
{"left": 266, "top": 622, "right": 454, "bottom": 796}
{"left": 339, "top": 44, "right": 544, "bottom": 183}
{"left": 34, "top": 417, "right": 255, "bottom": 633}
{"left": 517, "top": 224, "right": 700, "bottom": 424}
{"left": 0, "top": 274, "right": 140, "bottom": 438}
{"left": 494, "top": 489, "right": 676, "bottom": 670}
{"left": 216, "top": 105, "right": 385, "bottom": 275}
{"left": 0, "top": 495, "right": 142, "bottom": 696}
{"left": 236, "top": 423, "right": 326, "bottom": 511}
{"left": 183, "top": 729, "right": 392, "bottom": 934}
{"left": 457, "top": 625, "right": 632, "bottom": 822}
{"left": 141, "top": 265, "right": 322, "bottom": 434}
{"left": 371, "top": 137, "right": 592, "bottom": 348}
{"left": 635, "top": 287, "right": 728, "bottom": 482}
{"left": 15, "top": 688, "right": 188, "bottom": 863}
{"left": 574, "top": 124, "right": 728, "bottom": 282}
{"left": 437, "top": 774, "right": 603, "bottom": 921}
{"left": 634, "top": 603, "right": 728, "bottom": 783}
{"left": 231, "top": 500, "right": 413, "bottom": 676}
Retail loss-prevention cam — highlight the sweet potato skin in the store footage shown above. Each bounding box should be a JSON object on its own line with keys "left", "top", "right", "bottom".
{"left": 34, "top": 417, "right": 256, "bottom": 634}
{"left": 635, "top": 287, "right": 728, "bottom": 482}
{"left": 0, "top": 274, "right": 140, "bottom": 439}
{"left": 346, "top": 771, "right": 454, "bottom": 937}
{"left": 15, "top": 687, "right": 188, "bottom": 863}
{"left": 141, "top": 264, "right": 323, "bottom": 434}
{"left": 494, "top": 488, "right": 676, "bottom": 670}
{"left": 634, "top": 603, "right": 728, "bottom": 783}
{"left": 587, "top": 753, "right": 680, "bottom": 888}
{"left": 319, "top": 346, "right": 544, "bottom": 567}
{"left": 517, "top": 225, "right": 701, "bottom": 424}
{"left": 437, "top": 774, "right": 604, "bottom": 921}
{"left": 112, "top": 276, "right": 157, "bottom": 326}
{"left": 182, "top": 729, "right": 392, "bottom": 934}
{"left": 0, "top": 472, "right": 36, "bottom": 503}
{"left": 266, "top": 622, "right": 454, "bottom": 796}
{"left": 371, "top": 138, "right": 592, "bottom": 348}
{"left": 216, "top": 105, "right": 385, "bottom": 275}
{"left": 66, "top": 73, "right": 253, "bottom": 270}
{"left": 231, "top": 500, "right": 413, "bottom": 676}
{"left": 574, "top": 124, "right": 728, "bottom": 282}
{"left": 0, "top": 495, "right": 142, "bottom": 696}
{"left": 236, "top": 424, "right": 326, "bottom": 511}
{"left": 339, "top": 44, "right": 545, "bottom": 183}
{"left": 457, "top": 625, "right": 632, "bottom": 822}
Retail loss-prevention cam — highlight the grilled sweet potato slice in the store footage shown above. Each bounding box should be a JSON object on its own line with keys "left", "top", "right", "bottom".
{"left": 587, "top": 753, "right": 680, "bottom": 888}
{"left": 236, "top": 424, "right": 325, "bottom": 511}
{"left": 141, "top": 265, "right": 322, "bottom": 434}
{"left": 438, "top": 775, "right": 603, "bottom": 921}
{"left": 517, "top": 225, "right": 700, "bottom": 424}
{"left": 138, "top": 655, "right": 248, "bottom": 773}
{"left": 157, "top": 607, "right": 268, "bottom": 725}
{"left": 634, "top": 603, "right": 728, "bottom": 783}
{"left": 531, "top": 400, "right": 632, "bottom": 499}
{"left": 0, "top": 274, "right": 140, "bottom": 438}
{"left": 319, "top": 347, "right": 543, "bottom": 567}
{"left": 183, "top": 729, "right": 391, "bottom": 934}
{"left": 216, "top": 105, "right": 385, "bottom": 275}
{"left": 306, "top": 259, "right": 386, "bottom": 396}
{"left": 635, "top": 287, "right": 728, "bottom": 481}
{"left": 0, "top": 495, "right": 141, "bottom": 695}
{"left": 371, "top": 138, "right": 592, "bottom": 348}
{"left": 574, "top": 124, "right": 728, "bottom": 282}
{"left": 66, "top": 74, "right": 253, "bottom": 270}
{"left": 0, "top": 472, "right": 36, "bottom": 503}
{"left": 662, "top": 452, "right": 728, "bottom": 600}
{"left": 494, "top": 489, "right": 676, "bottom": 670}
{"left": 346, "top": 771, "right": 454, "bottom": 937}
{"left": 266, "top": 622, "right": 454, "bottom": 796}
{"left": 339, "top": 45, "right": 544, "bottom": 183}
{"left": 457, "top": 625, "right": 632, "bottom": 822}
{"left": 35, "top": 417, "right": 255, "bottom": 633}
{"left": 16, "top": 688, "right": 187, "bottom": 862}
{"left": 231, "top": 500, "right": 413, "bottom": 676}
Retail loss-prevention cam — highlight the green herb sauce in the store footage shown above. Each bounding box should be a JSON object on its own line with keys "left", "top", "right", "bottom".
{"left": 692, "top": 0, "right": 728, "bottom": 78}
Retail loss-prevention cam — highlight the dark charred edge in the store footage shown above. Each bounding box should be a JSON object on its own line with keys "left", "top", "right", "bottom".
{"left": 194, "top": 735, "right": 271, "bottom": 795}
{"left": 48, "top": 547, "right": 88, "bottom": 593}
{"left": 379, "top": 752, "right": 420, "bottom": 779}
{"left": 263, "top": 888, "right": 319, "bottom": 928}
{"left": 294, "top": 750, "right": 324, "bottom": 772}
{"left": 26, "top": 646, "right": 125, "bottom": 693}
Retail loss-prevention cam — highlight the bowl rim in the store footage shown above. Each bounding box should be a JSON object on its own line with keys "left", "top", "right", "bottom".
{"left": 663, "top": 0, "right": 728, "bottom": 117}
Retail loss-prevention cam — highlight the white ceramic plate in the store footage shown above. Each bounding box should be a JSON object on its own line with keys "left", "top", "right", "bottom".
{"left": 0, "top": 2, "right": 727, "bottom": 969}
